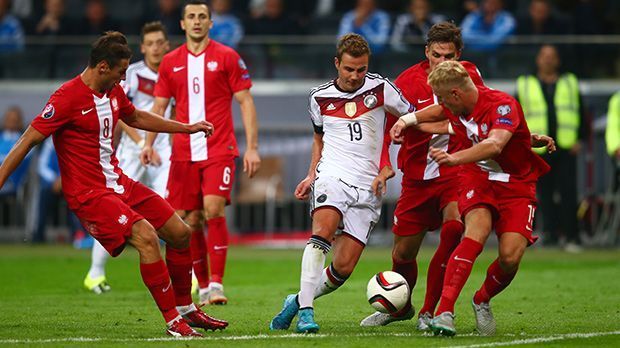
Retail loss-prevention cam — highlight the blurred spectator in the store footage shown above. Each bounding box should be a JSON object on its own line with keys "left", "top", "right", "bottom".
{"left": 461, "top": 0, "right": 515, "bottom": 52}
{"left": 246, "top": 0, "right": 301, "bottom": 35}
{"left": 32, "top": 138, "right": 60, "bottom": 243}
{"left": 0, "top": 106, "right": 30, "bottom": 195}
{"left": 11, "top": 0, "right": 31, "bottom": 19}
{"left": 144, "top": 0, "right": 183, "bottom": 36}
{"left": 390, "top": 0, "right": 445, "bottom": 52}
{"left": 76, "top": 0, "right": 120, "bottom": 35}
{"left": 210, "top": 0, "right": 243, "bottom": 48}
{"left": 516, "top": 0, "right": 568, "bottom": 35}
{"left": 32, "top": 0, "right": 73, "bottom": 36}
{"left": 606, "top": 90, "right": 620, "bottom": 191}
{"left": 338, "top": 0, "right": 390, "bottom": 54}
{"left": 0, "top": 0, "right": 24, "bottom": 53}
{"left": 516, "top": 45, "right": 585, "bottom": 252}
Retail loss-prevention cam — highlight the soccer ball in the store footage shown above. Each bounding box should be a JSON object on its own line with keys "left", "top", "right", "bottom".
{"left": 366, "top": 271, "right": 410, "bottom": 314}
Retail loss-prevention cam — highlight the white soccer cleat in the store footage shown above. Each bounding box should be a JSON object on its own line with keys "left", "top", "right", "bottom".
{"left": 360, "top": 307, "right": 414, "bottom": 327}
{"left": 472, "top": 299, "right": 496, "bottom": 336}
{"left": 430, "top": 311, "right": 456, "bottom": 337}
{"left": 199, "top": 283, "right": 228, "bottom": 305}
{"left": 416, "top": 312, "right": 433, "bottom": 331}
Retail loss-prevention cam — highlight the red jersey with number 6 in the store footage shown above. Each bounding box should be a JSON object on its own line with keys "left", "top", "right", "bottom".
{"left": 154, "top": 40, "right": 252, "bottom": 162}
{"left": 30, "top": 76, "right": 136, "bottom": 209}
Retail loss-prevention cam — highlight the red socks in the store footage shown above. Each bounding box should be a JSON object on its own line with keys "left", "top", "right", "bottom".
{"left": 190, "top": 229, "right": 210, "bottom": 289}
{"left": 473, "top": 258, "right": 517, "bottom": 304}
{"left": 165, "top": 245, "right": 193, "bottom": 306}
{"left": 392, "top": 258, "right": 418, "bottom": 315}
{"left": 419, "top": 220, "right": 464, "bottom": 315}
{"left": 140, "top": 259, "right": 178, "bottom": 323}
{"left": 436, "top": 237, "right": 483, "bottom": 315}
{"left": 207, "top": 217, "right": 229, "bottom": 284}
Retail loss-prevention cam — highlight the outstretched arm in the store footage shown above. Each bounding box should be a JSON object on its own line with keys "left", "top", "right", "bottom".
{"left": 391, "top": 104, "right": 446, "bottom": 142}
{"left": 234, "top": 89, "right": 261, "bottom": 178}
{"left": 430, "top": 128, "right": 513, "bottom": 166}
{"left": 0, "top": 126, "right": 46, "bottom": 189}
{"left": 414, "top": 119, "right": 452, "bottom": 135}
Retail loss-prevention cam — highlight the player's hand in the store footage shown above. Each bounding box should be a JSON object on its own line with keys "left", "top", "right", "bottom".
{"left": 429, "top": 147, "right": 458, "bottom": 166}
{"left": 243, "top": 148, "right": 261, "bottom": 178}
{"left": 371, "top": 166, "right": 395, "bottom": 197}
{"left": 140, "top": 145, "right": 153, "bottom": 165}
{"left": 150, "top": 148, "right": 162, "bottom": 167}
{"left": 390, "top": 119, "right": 407, "bottom": 143}
{"left": 531, "top": 133, "right": 556, "bottom": 154}
{"left": 52, "top": 178, "right": 62, "bottom": 193}
{"left": 187, "top": 121, "right": 214, "bottom": 137}
{"left": 294, "top": 176, "right": 314, "bottom": 201}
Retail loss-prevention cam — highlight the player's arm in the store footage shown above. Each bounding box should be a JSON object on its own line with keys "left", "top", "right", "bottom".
{"left": 0, "top": 126, "right": 46, "bottom": 189}
{"left": 371, "top": 115, "right": 396, "bottom": 196}
{"left": 414, "top": 119, "right": 453, "bottom": 135}
{"left": 125, "top": 108, "right": 211, "bottom": 135}
{"left": 118, "top": 120, "right": 144, "bottom": 146}
{"left": 531, "top": 133, "right": 556, "bottom": 154}
{"left": 234, "top": 89, "right": 261, "bottom": 178}
{"left": 430, "top": 128, "right": 513, "bottom": 166}
{"left": 390, "top": 104, "right": 446, "bottom": 142}
{"left": 295, "top": 132, "right": 323, "bottom": 201}
{"left": 140, "top": 96, "right": 171, "bottom": 165}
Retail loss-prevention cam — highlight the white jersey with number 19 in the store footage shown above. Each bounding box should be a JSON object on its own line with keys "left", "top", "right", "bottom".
{"left": 309, "top": 73, "right": 413, "bottom": 190}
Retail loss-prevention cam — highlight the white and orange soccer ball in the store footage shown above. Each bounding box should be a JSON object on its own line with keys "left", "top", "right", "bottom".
{"left": 366, "top": 271, "right": 410, "bottom": 314}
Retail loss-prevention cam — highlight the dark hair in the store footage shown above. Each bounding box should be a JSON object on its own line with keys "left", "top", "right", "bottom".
{"left": 141, "top": 21, "right": 168, "bottom": 42}
{"left": 182, "top": 0, "right": 211, "bottom": 19}
{"left": 336, "top": 33, "right": 371, "bottom": 60}
{"left": 89, "top": 31, "right": 132, "bottom": 68}
{"left": 426, "top": 21, "right": 463, "bottom": 52}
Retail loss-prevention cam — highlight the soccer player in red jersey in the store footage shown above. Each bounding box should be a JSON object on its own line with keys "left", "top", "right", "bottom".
{"left": 142, "top": 0, "right": 260, "bottom": 305}
{"left": 361, "top": 22, "right": 485, "bottom": 330}
{"left": 391, "top": 61, "right": 554, "bottom": 336}
{"left": 0, "top": 31, "right": 228, "bottom": 337}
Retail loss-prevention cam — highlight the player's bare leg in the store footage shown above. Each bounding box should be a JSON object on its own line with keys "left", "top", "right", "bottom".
{"left": 472, "top": 232, "right": 527, "bottom": 336}
{"left": 157, "top": 214, "right": 228, "bottom": 332}
{"left": 431, "top": 208, "right": 492, "bottom": 336}
{"left": 202, "top": 195, "right": 229, "bottom": 304}
{"left": 418, "top": 202, "right": 463, "bottom": 330}
{"left": 127, "top": 219, "right": 201, "bottom": 337}
{"left": 361, "top": 233, "right": 422, "bottom": 327}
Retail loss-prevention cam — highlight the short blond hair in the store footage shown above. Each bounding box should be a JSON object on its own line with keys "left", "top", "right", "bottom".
{"left": 427, "top": 61, "right": 473, "bottom": 92}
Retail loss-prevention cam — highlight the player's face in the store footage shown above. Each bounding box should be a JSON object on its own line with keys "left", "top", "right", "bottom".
{"left": 426, "top": 42, "right": 460, "bottom": 71}
{"left": 141, "top": 31, "right": 169, "bottom": 67}
{"left": 100, "top": 59, "right": 129, "bottom": 90}
{"left": 335, "top": 53, "right": 369, "bottom": 92}
{"left": 181, "top": 4, "right": 212, "bottom": 42}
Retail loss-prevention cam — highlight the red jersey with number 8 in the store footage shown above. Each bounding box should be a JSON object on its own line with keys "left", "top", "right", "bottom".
{"left": 154, "top": 40, "right": 252, "bottom": 162}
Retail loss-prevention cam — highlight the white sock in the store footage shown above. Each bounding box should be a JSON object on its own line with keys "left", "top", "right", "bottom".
{"left": 176, "top": 303, "right": 197, "bottom": 316}
{"left": 314, "top": 263, "right": 348, "bottom": 299}
{"left": 298, "top": 235, "right": 331, "bottom": 309}
{"left": 87, "top": 240, "right": 109, "bottom": 279}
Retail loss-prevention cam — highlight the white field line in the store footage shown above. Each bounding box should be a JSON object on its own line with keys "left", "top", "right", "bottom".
{"left": 0, "top": 330, "right": 618, "bottom": 345}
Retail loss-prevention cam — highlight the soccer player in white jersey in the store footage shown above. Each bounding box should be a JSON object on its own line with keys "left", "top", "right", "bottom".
{"left": 269, "top": 33, "right": 414, "bottom": 333}
{"left": 82, "top": 22, "right": 173, "bottom": 294}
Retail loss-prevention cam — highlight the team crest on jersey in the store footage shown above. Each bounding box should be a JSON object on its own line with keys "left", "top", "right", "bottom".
{"left": 345, "top": 102, "right": 357, "bottom": 117}
{"left": 41, "top": 103, "right": 55, "bottom": 119}
{"left": 117, "top": 214, "right": 128, "bottom": 225}
{"left": 238, "top": 58, "right": 247, "bottom": 70}
{"left": 363, "top": 94, "right": 378, "bottom": 109}
{"left": 207, "top": 61, "right": 218, "bottom": 71}
{"left": 481, "top": 123, "right": 488, "bottom": 135}
{"left": 317, "top": 194, "right": 327, "bottom": 203}
{"left": 466, "top": 189, "right": 475, "bottom": 199}
{"left": 497, "top": 104, "right": 511, "bottom": 116}
{"left": 111, "top": 97, "right": 119, "bottom": 112}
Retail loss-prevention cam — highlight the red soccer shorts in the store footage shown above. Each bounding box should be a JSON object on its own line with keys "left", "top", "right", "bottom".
{"left": 166, "top": 156, "right": 236, "bottom": 211}
{"left": 393, "top": 176, "right": 458, "bottom": 236}
{"left": 458, "top": 174, "right": 538, "bottom": 245}
{"left": 73, "top": 180, "right": 176, "bottom": 257}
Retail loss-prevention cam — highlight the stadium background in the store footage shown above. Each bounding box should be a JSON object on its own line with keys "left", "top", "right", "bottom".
{"left": 0, "top": 0, "right": 619, "bottom": 248}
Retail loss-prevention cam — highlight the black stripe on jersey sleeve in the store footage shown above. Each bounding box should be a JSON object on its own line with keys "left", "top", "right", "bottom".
{"left": 312, "top": 121, "right": 324, "bottom": 134}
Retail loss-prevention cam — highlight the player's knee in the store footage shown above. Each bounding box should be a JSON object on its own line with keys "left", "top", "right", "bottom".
{"left": 184, "top": 211, "right": 203, "bottom": 230}
{"left": 167, "top": 223, "right": 191, "bottom": 249}
{"left": 132, "top": 225, "right": 160, "bottom": 255}
{"left": 498, "top": 252, "right": 522, "bottom": 272}
{"left": 392, "top": 242, "right": 416, "bottom": 261}
{"left": 204, "top": 204, "right": 225, "bottom": 220}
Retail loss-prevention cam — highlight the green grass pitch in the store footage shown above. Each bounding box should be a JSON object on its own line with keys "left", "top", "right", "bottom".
{"left": 0, "top": 245, "right": 619, "bottom": 347}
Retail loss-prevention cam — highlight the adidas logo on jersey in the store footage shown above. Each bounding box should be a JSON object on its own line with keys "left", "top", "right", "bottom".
{"left": 326, "top": 103, "right": 336, "bottom": 111}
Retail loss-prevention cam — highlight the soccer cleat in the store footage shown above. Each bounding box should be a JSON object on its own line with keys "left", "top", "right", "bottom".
{"left": 166, "top": 317, "right": 203, "bottom": 337}
{"left": 416, "top": 312, "right": 433, "bottom": 331}
{"left": 183, "top": 307, "right": 229, "bottom": 331}
{"left": 430, "top": 312, "right": 456, "bottom": 337}
{"left": 83, "top": 275, "right": 111, "bottom": 294}
{"left": 472, "top": 299, "right": 496, "bottom": 336}
{"left": 359, "top": 307, "right": 414, "bottom": 327}
{"left": 270, "top": 294, "right": 300, "bottom": 330}
{"left": 296, "top": 308, "right": 320, "bottom": 333}
{"left": 200, "top": 284, "right": 228, "bottom": 305}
